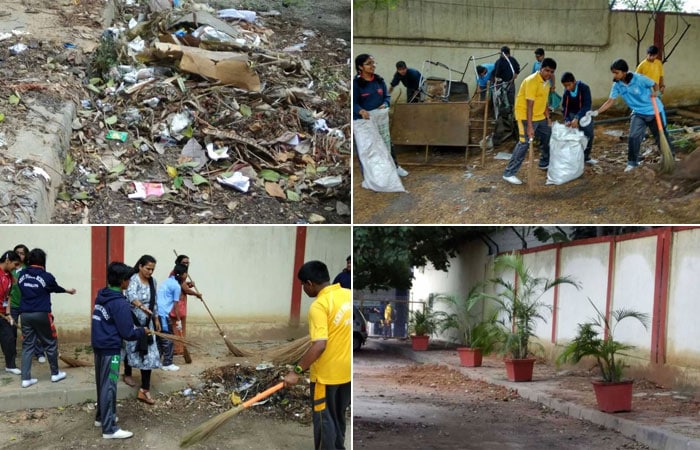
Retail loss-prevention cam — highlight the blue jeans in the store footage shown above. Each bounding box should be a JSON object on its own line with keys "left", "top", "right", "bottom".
{"left": 503, "top": 119, "right": 551, "bottom": 177}
{"left": 628, "top": 113, "right": 674, "bottom": 166}
{"left": 156, "top": 315, "right": 174, "bottom": 366}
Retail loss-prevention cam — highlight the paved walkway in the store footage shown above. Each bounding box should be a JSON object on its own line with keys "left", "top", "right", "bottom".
{"left": 372, "top": 338, "right": 700, "bottom": 450}
{"left": 0, "top": 348, "right": 231, "bottom": 412}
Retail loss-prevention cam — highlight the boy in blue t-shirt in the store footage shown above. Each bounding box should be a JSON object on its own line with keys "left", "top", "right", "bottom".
{"left": 595, "top": 58, "right": 674, "bottom": 172}
{"left": 155, "top": 264, "right": 187, "bottom": 371}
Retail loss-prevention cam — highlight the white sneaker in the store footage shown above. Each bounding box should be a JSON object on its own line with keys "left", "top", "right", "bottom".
{"left": 396, "top": 166, "right": 409, "bottom": 177}
{"left": 502, "top": 175, "right": 523, "bottom": 185}
{"left": 21, "top": 378, "right": 38, "bottom": 388}
{"left": 95, "top": 417, "right": 119, "bottom": 427}
{"left": 37, "top": 356, "right": 46, "bottom": 363}
{"left": 103, "top": 429, "right": 133, "bottom": 439}
{"left": 161, "top": 364, "right": 180, "bottom": 371}
{"left": 585, "top": 159, "right": 598, "bottom": 165}
{"left": 5, "top": 368, "right": 21, "bottom": 375}
{"left": 624, "top": 164, "right": 637, "bottom": 173}
{"left": 51, "top": 371, "right": 67, "bottom": 382}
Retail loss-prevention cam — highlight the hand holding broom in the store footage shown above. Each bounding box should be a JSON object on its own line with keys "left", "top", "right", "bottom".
{"left": 180, "top": 382, "right": 285, "bottom": 447}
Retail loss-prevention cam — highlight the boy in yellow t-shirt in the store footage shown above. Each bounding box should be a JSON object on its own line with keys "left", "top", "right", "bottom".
{"left": 284, "top": 260, "right": 351, "bottom": 450}
{"left": 503, "top": 57, "right": 558, "bottom": 185}
{"left": 636, "top": 45, "right": 665, "bottom": 94}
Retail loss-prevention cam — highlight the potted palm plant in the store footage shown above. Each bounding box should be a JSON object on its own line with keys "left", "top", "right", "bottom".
{"left": 488, "top": 252, "right": 580, "bottom": 381}
{"left": 556, "top": 298, "right": 649, "bottom": 413}
{"left": 436, "top": 285, "right": 499, "bottom": 367}
{"left": 409, "top": 300, "right": 440, "bottom": 351}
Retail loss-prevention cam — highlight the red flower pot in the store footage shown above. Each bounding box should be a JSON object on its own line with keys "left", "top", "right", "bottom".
{"left": 504, "top": 358, "right": 536, "bottom": 382}
{"left": 592, "top": 380, "right": 634, "bottom": 413}
{"left": 457, "top": 347, "right": 482, "bottom": 367}
{"left": 411, "top": 335, "right": 430, "bottom": 351}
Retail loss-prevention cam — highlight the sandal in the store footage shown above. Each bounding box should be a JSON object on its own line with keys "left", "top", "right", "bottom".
{"left": 123, "top": 375, "right": 136, "bottom": 387}
{"left": 137, "top": 388, "right": 155, "bottom": 405}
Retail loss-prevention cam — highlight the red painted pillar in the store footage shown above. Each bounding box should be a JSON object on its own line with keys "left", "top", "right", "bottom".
{"left": 654, "top": 12, "right": 666, "bottom": 57}
{"left": 289, "top": 226, "right": 308, "bottom": 327}
{"left": 90, "top": 226, "right": 125, "bottom": 310}
{"left": 651, "top": 228, "right": 671, "bottom": 364}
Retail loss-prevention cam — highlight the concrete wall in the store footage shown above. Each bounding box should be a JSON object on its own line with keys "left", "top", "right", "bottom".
{"left": 354, "top": 1, "right": 700, "bottom": 107}
{"left": 411, "top": 227, "right": 700, "bottom": 386}
{"left": 1, "top": 226, "right": 351, "bottom": 340}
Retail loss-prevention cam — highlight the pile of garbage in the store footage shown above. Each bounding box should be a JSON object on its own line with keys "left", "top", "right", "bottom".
{"left": 5, "top": 0, "right": 349, "bottom": 223}
{"left": 199, "top": 363, "right": 311, "bottom": 423}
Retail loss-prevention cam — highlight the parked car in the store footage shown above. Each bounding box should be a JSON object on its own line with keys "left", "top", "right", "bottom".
{"left": 353, "top": 305, "right": 368, "bottom": 351}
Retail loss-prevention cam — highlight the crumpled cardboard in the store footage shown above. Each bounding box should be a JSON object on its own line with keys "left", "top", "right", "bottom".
{"left": 155, "top": 42, "right": 260, "bottom": 91}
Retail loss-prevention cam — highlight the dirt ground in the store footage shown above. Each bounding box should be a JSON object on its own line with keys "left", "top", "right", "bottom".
{"left": 353, "top": 108, "right": 700, "bottom": 224}
{"left": 0, "top": 341, "right": 327, "bottom": 449}
{"left": 0, "top": 0, "right": 351, "bottom": 224}
{"left": 354, "top": 339, "right": 689, "bottom": 449}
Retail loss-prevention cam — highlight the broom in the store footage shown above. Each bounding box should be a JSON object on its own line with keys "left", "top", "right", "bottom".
{"left": 528, "top": 137, "right": 535, "bottom": 192}
{"left": 264, "top": 335, "right": 312, "bottom": 366}
{"left": 651, "top": 95, "right": 675, "bottom": 173}
{"left": 180, "top": 382, "right": 285, "bottom": 447}
{"left": 173, "top": 250, "right": 253, "bottom": 357}
{"left": 150, "top": 330, "right": 202, "bottom": 350}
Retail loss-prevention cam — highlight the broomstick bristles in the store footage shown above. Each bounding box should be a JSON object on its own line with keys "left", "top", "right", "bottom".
{"left": 659, "top": 134, "right": 675, "bottom": 174}
{"left": 151, "top": 330, "right": 202, "bottom": 350}
{"left": 180, "top": 406, "right": 243, "bottom": 447}
{"left": 265, "top": 335, "right": 312, "bottom": 365}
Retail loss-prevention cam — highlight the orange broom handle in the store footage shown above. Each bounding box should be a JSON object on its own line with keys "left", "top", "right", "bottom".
{"left": 651, "top": 95, "right": 664, "bottom": 130}
{"left": 242, "top": 382, "right": 285, "bottom": 408}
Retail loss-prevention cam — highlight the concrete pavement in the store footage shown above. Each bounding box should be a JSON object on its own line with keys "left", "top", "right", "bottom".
{"left": 371, "top": 338, "right": 700, "bottom": 450}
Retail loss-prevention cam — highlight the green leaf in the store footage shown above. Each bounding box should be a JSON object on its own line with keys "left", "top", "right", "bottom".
{"left": 72, "top": 191, "right": 91, "bottom": 200}
{"left": 286, "top": 190, "right": 301, "bottom": 202}
{"left": 240, "top": 104, "right": 252, "bottom": 117}
{"left": 305, "top": 164, "right": 316, "bottom": 175}
{"left": 86, "top": 173, "right": 100, "bottom": 184}
{"left": 104, "top": 115, "right": 118, "bottom": 126}
{"left": 57, "top": 191, "right": 71, "bottom": 201}
{"left": 259, "top": 169, "right": 281, "bottom": 182}
{"left": 64, "top": 153, "right": 76, "bottom": 175}
{"left": 0, "top": 113, "right": 5, "bottom": 122}
{"left": 86, "top": 84, "right": 101, "bottom": 94}
{"left": 177, "top": 161, "right": 200, "bottom": 169}
{"left": 109, "top": 162, "right": 125, "bottom": 174}
{"left": 317, "top": 166, "right": 329, "bottom": 173}
{"left": 192, "top": 173, "right": 209, "bottom": 185}
{"left": 173, "top": 176, "right": 183, "bottom": 189}
{"left": 182, "top": 125, "right": 193, "bottom": 138}
{"left": 106, "top": 78, "right": 115, "bottom": 88}
{"left": 8, "top": 95, "right": 20, "bottom": 105}
{"left": 89, "top": 77, "right": 102, "bottom": 86}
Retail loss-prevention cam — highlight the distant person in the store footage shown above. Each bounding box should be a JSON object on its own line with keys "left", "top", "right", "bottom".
{"left": 169, "top": 255, "right": 201, "bottom": 357}
{"left": 92, "top": 262, "right": 148, "bottom": 439}
{"left": 502, "top": 57, "right": 558, "bottom": 185}
{"left": 636, "top": 45, "right": 665, "bottom": 94}
{"left": 332, "top": 256, "right": 351, "bottom": 289}
{"left": 18, "top": 248, "right": 76, "bottom": 388}
{"left": 532, "top": 48, "right": 555, "bottom": 91}
{"left": 389, "top": 61, "right": 422, "bottom": 103}
{"left": 561, "top": 72, "right": 597, "bottom": 165}
{"left": 383, "top": 302, "right": 393, "bottom": 338}
{"left": 284, "top": 261, "right": 351, "bottom": 450}
{"left": 595, "top": 58, "right": 674, "bottom": 172}
{"left": 476, "top": 63, "right": 495, "bottom": 101}
{"left": 492, "top": 46, "right": 521, "bottom": 110}
{"left": 0, "top": 251, "right": 21, "bottom": 376}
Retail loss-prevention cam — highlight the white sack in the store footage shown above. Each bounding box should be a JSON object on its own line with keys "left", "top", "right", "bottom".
{"left": 353, "top": 108, "right": 405, "bottom": 193}
{"left": 546, "top": 122, "right": 587, "bottom": 185}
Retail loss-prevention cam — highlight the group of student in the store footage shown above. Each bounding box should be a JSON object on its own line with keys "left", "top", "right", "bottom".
{"left": 0, "top": 247, "right": 201, "bottom": 439}
{"left": 353, "top": 43, "right": 673, "bottom": 188}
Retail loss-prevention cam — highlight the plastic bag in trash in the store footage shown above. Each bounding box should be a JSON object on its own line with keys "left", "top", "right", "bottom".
{"left": 217, "top": 172, "right": 250, "bottom": 193}
{"left": 217, "top": 8, "right": 257, "bottom": 22}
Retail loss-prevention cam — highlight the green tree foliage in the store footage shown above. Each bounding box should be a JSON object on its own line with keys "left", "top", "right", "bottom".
{"left": 353, "top": 226, "right": 498, "bottom": 292}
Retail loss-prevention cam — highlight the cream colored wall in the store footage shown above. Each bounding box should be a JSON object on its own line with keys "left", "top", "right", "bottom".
{"left": 1, "top": 226, "right": 350, "bottom": 337}
{"left": 354, "top": 2, "right": 700, "bottom": 107}
{"left": 0, "top": 226, "right": 92, "bottom": 325}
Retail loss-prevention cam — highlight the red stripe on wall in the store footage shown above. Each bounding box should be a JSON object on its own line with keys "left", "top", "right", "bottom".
{"left": 289, "top": 226, "right": 308, "bottom": 327}
{"left": 551, "top": 245, "right": 562, "bottom": 343}
{"left": 651, "top": 228, "right": 671, "bottom": 364}
{"left": 91, "top": 227, "right": 125, "bottom": 311}
{"left": 604, "top": 240, "right": 615, "bottom": 341}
